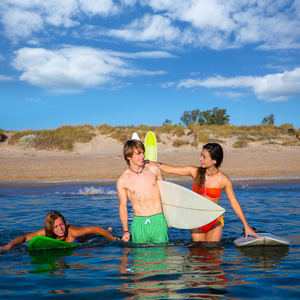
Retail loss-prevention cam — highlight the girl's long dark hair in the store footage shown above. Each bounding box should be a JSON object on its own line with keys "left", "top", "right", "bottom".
{"left": 194, "top": 143, "right": 223, "bottom": 187}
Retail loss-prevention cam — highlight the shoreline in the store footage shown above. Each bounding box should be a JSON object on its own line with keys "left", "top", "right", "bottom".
{"left": 1, "top": 176, "right": 299, "bottom": 189}
{"left": 1, "top": 133, "right": 300, "bottom": 189}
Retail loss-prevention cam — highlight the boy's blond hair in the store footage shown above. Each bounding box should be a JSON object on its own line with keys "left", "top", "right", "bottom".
{"left": 123, "top": 140, "right": 145, "bottom": 166}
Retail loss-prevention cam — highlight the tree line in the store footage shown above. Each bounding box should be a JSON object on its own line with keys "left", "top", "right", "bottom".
{"left": 174, "top": 107, "right": 275, "bottom": 126}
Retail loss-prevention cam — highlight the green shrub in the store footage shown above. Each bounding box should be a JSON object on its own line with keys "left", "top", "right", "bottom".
{"left": 97, "top": 124, "right": 114, "bottom": 135}
{"left": 160, "top": 124, "right": 185, "bottom": 137}
{"left": 233, "top": 137, "right": 252, "bottom": 148}
{"left": 8, "top": 130, "right": 36, "bottom": 146}
{"left": 6, "top": 122, "right": 299, "bottom": 151}
{"left": 282, "top": 139, "right": 298, "bottom": 146}
{"left": 33, "top": 125, "right": 95, "bottom": 151}
{"left": 197, "top": 132, "right": 210, "bottom": 144}
{"left": 173, "top": 139, "right": 189, "bottom": 147}
{"left": 19, "top": 134, "right": 37, "bottom": 149}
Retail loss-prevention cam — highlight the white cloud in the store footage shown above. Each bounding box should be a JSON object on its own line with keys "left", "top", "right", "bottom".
{"left": 0, "top": 0, "right": 119, "bottom": 42}
{"left": 233, "top": 2, "right": 300, "bottom": 50}
{"left": 253, "top": 68, "right": 300, "bottom": 101}
{"left": 177, "top": 68, "right": 300, "bottom": 102}
{"left": 78, "top": 0, "right": 119, "bottom": 16}
{"left": 43, "top": 1, "right": 79, "bottom": 27}
{"left": 108, "top": 14, "right": 180, "bottom": 43}
{"left": 104, "top": 6, "right": 234, "bottom": 49}
{"left": 1, "top": 0, "right": 299, "bottom": 50}
{"left": 11, "top": 46, "right": 171, "bottom": 92}
{"left": 145, "top": 0, "right": 236, "bottom": 31}
{"left": 0, "top": 74, "right": 14, "bottom": 81}
{"left": 1, "top": 8, "right": 44, "bottom": 42}
{"left": 160, "top": 81, "right": 176, "bottom": 88}
{"left": 117, "top": 50, "right": 176, "bottom": 59}
{"left": 135, "top": 0, "right": 300, "bottom": 50}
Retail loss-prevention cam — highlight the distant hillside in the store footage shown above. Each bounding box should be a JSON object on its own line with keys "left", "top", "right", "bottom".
{"left": 3, "top": 123, "right": 300, "bottom": 151}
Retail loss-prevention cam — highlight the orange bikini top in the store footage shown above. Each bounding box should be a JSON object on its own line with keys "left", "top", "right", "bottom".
{"left": 193, "top": 183, "right": 223, "bottom": 198}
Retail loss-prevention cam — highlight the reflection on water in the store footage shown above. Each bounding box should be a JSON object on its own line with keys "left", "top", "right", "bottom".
{"left": 29, "top": 249, "right": 75, "bottom": 274}
{"left": 117, "top": 243, "right": 230, "bottom": 299}
{"left": 237, "top": 245, "right": 290, "bottom": 270}
{"left": 0, "top": 184, "right": 299, "bottom": 299}
{"left": 178, "top": 244, "right": 229, "bottom": 298}
{"left": 119, "top": 246, "right": 171, "bottom": 299}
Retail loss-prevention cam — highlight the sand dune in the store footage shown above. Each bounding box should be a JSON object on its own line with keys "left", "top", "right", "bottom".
{"left": 0, "top": 133, "right": 299, "bottom": 188}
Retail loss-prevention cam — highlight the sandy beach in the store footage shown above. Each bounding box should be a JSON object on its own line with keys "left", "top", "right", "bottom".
{"left": 1, "top": 133, "right": 300, "bottom": 188}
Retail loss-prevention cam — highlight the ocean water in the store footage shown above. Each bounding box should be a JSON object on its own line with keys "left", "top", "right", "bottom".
{"left": 0, "top": 183, "right": 299, "bottom": 299}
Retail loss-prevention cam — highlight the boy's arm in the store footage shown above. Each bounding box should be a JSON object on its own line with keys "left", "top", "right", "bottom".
{"left": 156, "top": 164, "right": 164, "bottom": 181}
{"left": 117, "top": 179, "right": 130, "bottom": 242}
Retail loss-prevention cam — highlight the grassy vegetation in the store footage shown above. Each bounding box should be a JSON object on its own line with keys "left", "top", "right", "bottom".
{"left": 173, "top": 139, "right": 189, "bottom": 147}
{"left": 5, "top": 123, "right": 300, "bottom": 151}
{"left": 19, "top": 134, "right": 37, "bottom": 149}
{"left": 8, "top": 125, "right": 95, "bottom": 151}
{"left": 97, "top": 124, "right": 161, "bottom": 143}
{"left": 233, "top": 136, "right": 254, "bottom": 148}
{"left": 159, "top": 124, "right": 186, "bottom": 137}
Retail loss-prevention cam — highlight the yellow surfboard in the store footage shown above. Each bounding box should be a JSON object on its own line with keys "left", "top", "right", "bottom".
{"left": 145, "top": 131, "right": 157, "bottom": 162}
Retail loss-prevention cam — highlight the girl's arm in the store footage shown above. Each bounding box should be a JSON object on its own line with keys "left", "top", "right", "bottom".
{"left": 150, "top": 161, "right": 197, "bottom": 178}
{"left": 69, "top": 225, "right": 118, "bottom": 241}
{"left": 0, "top": 228, "right": 45, "bottom": 251}
{"left": 224, "top": 176, "right": 259, "bottom": 238}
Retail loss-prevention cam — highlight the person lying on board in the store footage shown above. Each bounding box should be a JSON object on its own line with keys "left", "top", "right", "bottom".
{"left": 151, "top": 143, "right": 259, "bottom": 243}
{"left": 117, "top": 139, "right": 169, "bottom": 244}
{"left": 0, "top": 211, "right": 118, "bottom": 251}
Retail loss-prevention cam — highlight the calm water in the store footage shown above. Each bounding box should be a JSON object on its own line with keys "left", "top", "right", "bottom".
{"left": 0, "top": 183, "right": 299, "bottom": 299}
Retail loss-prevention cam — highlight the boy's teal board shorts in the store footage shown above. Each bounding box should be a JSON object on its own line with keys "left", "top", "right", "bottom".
{"left": 131, "top": 213, "right": 169, "bottom": 244}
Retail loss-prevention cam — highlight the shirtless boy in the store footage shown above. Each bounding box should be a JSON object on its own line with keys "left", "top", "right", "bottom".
{"left": 117, "top": 139, "right": 168, "bottom": 244}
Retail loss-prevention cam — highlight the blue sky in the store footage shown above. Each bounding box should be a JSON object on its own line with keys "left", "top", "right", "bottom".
{"left": 1, "top": 0, "right": 300, "bottom": 131}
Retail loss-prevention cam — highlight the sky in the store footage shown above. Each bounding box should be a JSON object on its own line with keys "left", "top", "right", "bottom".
{"left": 1, "top": 0, "right": 300, "bottom": 131}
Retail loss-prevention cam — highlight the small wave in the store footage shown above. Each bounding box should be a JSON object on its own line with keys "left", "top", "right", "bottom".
{"left": 78, "top": 187, "right": 117, "bottom": 195}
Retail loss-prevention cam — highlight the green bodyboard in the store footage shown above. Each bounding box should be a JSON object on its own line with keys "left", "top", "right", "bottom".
{"left": 29, "top": 236, "right": 77, "bottom": 250}
{"left": 144, "top": 131, "right": 157, "bottom": 162}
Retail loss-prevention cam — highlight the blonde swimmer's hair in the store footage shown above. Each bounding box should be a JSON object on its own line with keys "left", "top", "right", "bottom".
{"left": 44, "top": 211, "right": 68, "bottom": 240}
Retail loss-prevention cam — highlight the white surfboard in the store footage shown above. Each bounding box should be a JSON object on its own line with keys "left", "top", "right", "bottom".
{"left": 234, "top": 231, "right": 290, "bottom": 247}
{"left": 131, "top": 132, "right": 140, "bottom": 140}
{"left": 158, "top": 180, "right": 225, "bottom": 229}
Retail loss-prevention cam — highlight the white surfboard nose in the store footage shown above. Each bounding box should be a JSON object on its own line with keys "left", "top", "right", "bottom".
{"left": 158, "top": 180, "right": 225, "bottom": 229}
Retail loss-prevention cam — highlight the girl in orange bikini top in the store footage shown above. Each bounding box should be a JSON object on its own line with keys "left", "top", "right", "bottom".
{"left": 192, "top": 183, "right": 224, "bottom": 233}
{"left": 192, "top": 183, "right": 222, "bottom": 198}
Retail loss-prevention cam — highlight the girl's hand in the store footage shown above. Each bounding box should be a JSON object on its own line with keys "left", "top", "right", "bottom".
{"left": 245, "top": 225, "right": 260, "bottom": 238}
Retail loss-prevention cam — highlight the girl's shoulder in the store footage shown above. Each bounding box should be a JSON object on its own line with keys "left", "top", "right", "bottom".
{"left": 68, "top": 225, "right": 79, "bottom": 231}
{"left": 33, "top": 228, "right": 46, "bottom": 236}
{"left": 67, "top": 225, "right": 82, "bottom": 237}
{"left": 219, "top": 171, "right": 232, "bottom": 187}
{"left": 189, "top": 166, "right": 199, "bottom": 177}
